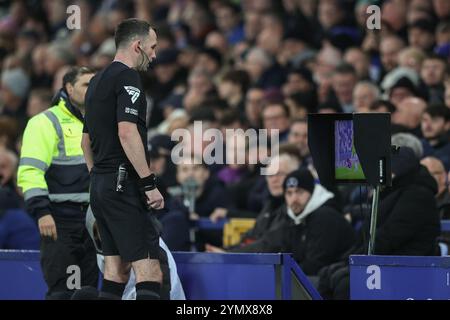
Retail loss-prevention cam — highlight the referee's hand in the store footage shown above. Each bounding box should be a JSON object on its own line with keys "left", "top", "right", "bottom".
{"left": 145, "top": 188, "right": 164, "bottom": 210}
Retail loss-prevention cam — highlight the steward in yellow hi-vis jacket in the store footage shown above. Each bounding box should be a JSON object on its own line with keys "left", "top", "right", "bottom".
{"left": 17, "top": 67, "right": 98, "bottom": 299}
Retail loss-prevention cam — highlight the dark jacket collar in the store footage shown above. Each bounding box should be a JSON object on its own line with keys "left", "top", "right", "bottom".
{"left": 52, "top": 89, "right": 84, "bottom": 122}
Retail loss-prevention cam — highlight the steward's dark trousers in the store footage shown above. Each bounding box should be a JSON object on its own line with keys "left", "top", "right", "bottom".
{"left": 40, "top": 208, "right": 98, "bottom": 300}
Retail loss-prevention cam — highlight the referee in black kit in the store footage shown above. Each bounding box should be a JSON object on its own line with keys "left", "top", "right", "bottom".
{"left": 81, "top": 19, "right": 164, "bottom": 300}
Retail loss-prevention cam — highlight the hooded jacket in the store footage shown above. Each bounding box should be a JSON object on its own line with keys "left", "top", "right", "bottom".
{"left": 351, "top": 165, "right": 441, "bottom": 256}
{"left": 231, "top": 185, "right": 355, "bottom": 275}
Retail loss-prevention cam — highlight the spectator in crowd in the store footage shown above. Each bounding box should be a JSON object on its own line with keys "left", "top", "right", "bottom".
{"left": 214, "top": 1, "right": 244, "bottom": 45}
{"left": 282, "top": 67, "right": 316, "bottom": 97}
{"left": 379, "top": 36, "right": 406, "bottom": 76}
{"left": 420, "top": 104, "right": 450, "bottom": 170}
{"left": 398, "top": 47, "right": 427, "bottom": 74}
{"left": 435, "top": 20, "right": 450, "bottom": 47}
{"left": 352, "top": 81, "right": 381, "bottom": 113}
{"left": 175, "top": 154, "right": 229, "bottom": 247}
{"left": 343, "top": 47, "right": 371, "bottom": 81}
{"left": 244, "top": 86, "right": 265, "bottom": 129}
{"left": 369, "top": 99, "right": 397, "bottom": 114}
{"left": 244, "top": 47, "right": 285, "bottom": 89}
{"left": 209, "top": 144, "right": 301, "bottom": 223}
{"left": 218, "top": 69, "right": 250, "bottom": 112}
{"left": 262, "top": 102, "right": 291, "bottom": 142}
{"left": 408, "top": 19, "right": 436, "bottom": 52}
{"left": 420, "top": 54, "right": 448, "bottom": 104}
{"left": 0, "top": 68, "right": 30, "bottom": 130}
{"left": 216, "top": 130, "right": 250, "bottom": 186}
{"left": 211, "top": 168, "right": 355, "bottom": 276}
{"left": 330, "top": 63, "right": 358, "bottom": 113}
{"left": 0, "top": 148, "right": 21, "bottom": 208}
{"left": 182, "top": 68, "right": 216, "bottom": 114}
{"left": 421, "top": 157, "right": 450, "bottom": 219}
{"left": 177, "top": 156, "right": 229, "bottom": 251}
{"left": 44, "top": 43, "right": 76, "bottom": 77}
{"left": 288, "top": 119, "right": 310, "bottom": 163}
{"left": 285, "top": 90, "right": 318, "bottom": 120}
{"left": 0, "top": 116, "right": 19, "bottom": 151}
{"left": 392, "top": 97, "right": 428, "bottom": 136}
{"left": 195, "top": 47, "right": 223, "bottom": 78}
{"left": 26, "top": 89, "right": 53, "bottom": 118}
{"left": 433, "top": 0, "right": 450, "bottom": 20}
{"left": 388, "top": 76, "right": 422, "bottom": 107}
{"left": 0, "top": 148, "right": 38, "bottom": 250}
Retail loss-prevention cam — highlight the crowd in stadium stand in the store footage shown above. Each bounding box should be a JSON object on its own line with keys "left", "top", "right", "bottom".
{"left": 0, "top": 0, "right": 449, "bottom": 298}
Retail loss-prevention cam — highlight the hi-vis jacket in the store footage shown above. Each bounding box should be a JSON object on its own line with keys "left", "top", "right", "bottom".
{"left": 17, "top": 90, "right": 89, "bottom": 220}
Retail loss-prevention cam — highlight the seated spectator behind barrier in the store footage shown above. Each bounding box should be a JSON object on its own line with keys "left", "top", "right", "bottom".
{"left": 175, "top": 154, "right": 230, "bottom": 249}
{"left": 0, "top": 148, "right": 22, "bottom": 209}
{"left": 210, "top": 168, "right": 355, "bottom": 276}
{"left": 210, "top": 143, "right": 302, "bottom": 221}
{"left": 207, "top": 151, "right": 301, "bottom": 251}
{"left": 318, "top": 147, "right": 441, "bottom": 299}
{"left": 0, "top": 208, "right": 40, "bottom": 249}
{"left": 0, "top": 149, "right": 38, "bottom": 249}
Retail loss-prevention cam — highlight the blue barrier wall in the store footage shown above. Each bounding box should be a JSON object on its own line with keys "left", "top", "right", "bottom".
{"left": 350, "top": 255, "right": 450, "bottom": 300}
{"left": 0, "top": 250, "right": 321, "bottom": 300}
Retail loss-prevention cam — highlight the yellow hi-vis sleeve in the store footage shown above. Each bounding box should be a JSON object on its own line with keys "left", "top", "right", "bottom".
{"left": 17, "top": 113, "right": 58, "bottom": 198}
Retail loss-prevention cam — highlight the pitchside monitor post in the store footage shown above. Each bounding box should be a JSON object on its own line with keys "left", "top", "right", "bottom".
{"left": 308, "top": 113, "right": 392, "bottom": 189}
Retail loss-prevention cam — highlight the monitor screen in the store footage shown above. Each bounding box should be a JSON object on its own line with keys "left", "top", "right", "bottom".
{"left": 334, "top": 120, "right": 366, "bottom": 182}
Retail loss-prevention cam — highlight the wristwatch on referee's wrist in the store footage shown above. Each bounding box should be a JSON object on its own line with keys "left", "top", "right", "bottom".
{"left": 138, "top": 173, "right": 157, "bottom": 191}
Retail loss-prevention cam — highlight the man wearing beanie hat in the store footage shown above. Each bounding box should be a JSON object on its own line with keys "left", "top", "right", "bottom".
{"left": 211, "top": 168, "right": 355, "bottom": 276}
{"left": 279, "top": 169, "right": 355, "bottom": 275}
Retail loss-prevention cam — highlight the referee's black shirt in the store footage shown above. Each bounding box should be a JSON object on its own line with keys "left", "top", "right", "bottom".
{"left": 84, "top": 61, "right": 148, "bottom": 174}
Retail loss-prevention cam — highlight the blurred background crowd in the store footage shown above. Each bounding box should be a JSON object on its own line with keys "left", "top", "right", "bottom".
{"left": 0, "top": 0, "right": 449, "bottom": 286}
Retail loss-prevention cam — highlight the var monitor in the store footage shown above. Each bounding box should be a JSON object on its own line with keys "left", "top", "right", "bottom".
{"left": 308, "top": 113, "right": 391, "bottom": 188}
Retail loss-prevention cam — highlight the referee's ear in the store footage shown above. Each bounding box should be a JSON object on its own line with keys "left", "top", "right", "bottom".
{"left": 132, "top": 39, "right": 142, "bottom": 55}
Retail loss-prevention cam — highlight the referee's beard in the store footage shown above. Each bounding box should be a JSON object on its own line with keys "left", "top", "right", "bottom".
{"left": 137, "top": 49, "right": 151, "bottom": 72}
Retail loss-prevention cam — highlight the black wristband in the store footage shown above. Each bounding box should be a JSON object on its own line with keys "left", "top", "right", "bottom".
{"left": 138, "top": 174, "right": 157, "bottom": 191}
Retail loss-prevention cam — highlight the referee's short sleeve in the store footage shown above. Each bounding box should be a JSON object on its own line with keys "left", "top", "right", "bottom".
{"left": 115, "top": 69, "right": 141, "bottom": 124}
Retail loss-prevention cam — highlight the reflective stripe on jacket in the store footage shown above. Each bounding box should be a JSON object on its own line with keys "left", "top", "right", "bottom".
{"left": 17, "top": 96, "right": 89, "bottom": 219}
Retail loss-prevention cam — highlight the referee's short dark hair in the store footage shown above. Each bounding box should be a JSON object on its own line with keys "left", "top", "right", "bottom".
{"left": 115, "top": 18, "right": 152, "bottom": 49}
{"left": 63, "top": 66, "right": 95, "bottom": 88}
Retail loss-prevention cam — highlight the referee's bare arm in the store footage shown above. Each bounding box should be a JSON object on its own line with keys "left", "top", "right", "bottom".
{"left": 81, "top": 133, "right": 94, "bottom": 173}
{"left": 118, "top": 122, "right": 164, "bottom": 209}
{"left": 118, "top": 122, "right": 151, "bottom": 178}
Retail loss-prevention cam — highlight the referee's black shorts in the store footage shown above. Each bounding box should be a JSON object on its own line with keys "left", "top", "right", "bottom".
{"left": 90, "top": 172, "right": 160, "bottom": 262}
